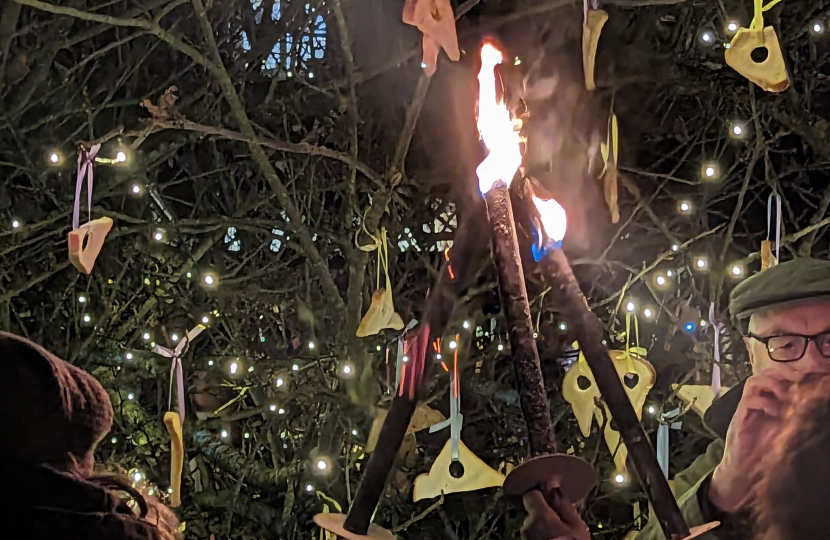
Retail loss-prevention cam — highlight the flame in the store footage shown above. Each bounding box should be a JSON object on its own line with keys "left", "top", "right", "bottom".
{"left": 476, "top": 43, "right": 523, "bottom": 194}
{"left": 532, "top": 196, "right": 567, "bottom": 244}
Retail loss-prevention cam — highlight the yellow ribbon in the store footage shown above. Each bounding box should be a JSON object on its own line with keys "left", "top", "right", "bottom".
{"left": 356, "top": 225, "right": 391, "bottom": 291}
{"left": 750, "top": 0, "right": 783, "bottom": 32}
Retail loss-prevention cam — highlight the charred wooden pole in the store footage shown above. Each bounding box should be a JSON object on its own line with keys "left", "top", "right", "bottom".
{"left": 485, "top": 182, "right": 557, "bottom": 455}
{"left": 317, "top": 211, "right": 489, "bottom": 539}
{"left": 544, "top": 248, "right": 690, "bottom": 539}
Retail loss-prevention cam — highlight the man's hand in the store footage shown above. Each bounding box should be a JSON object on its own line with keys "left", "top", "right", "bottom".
{"left": 710, "top": 367, "right": 829, "bottom": 513}
{"left": 521, "top": 480, "right": 591, "bottom": 540}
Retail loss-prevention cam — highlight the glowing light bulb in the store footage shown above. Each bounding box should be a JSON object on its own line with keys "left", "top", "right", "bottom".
{"left": 208, "top": 360, "right": 214, "bottom": 366}
{"left": 221, "top": 430, "right": 229, "bottom": 438}
{"left": 420, "top": 61, "right": 427, "bottom": 69}
{"left": 201, "top": 316, "right": 210, "bottom": 324}
{"left": 125, "top": 352, "right": 133, "bottom": 360}
{"left": 671, "top": 244, "right": 679, "bottom": 252}
{"left": 11, "top": 220, "right": 20, "bottom": 229}
{"left": 685, "top": 322, "right": 696, "bottom": 332}
{"left": 116, "top": 151, "right": 127, "bottom": 162}
{"left": 269, "top": 404, "right": 277, "bottom": 412}
{"left": 656, "top": 275, "right": 667, "bottom": 286}
{"left": 813, "top": 22, "right": 824, "bottom": 34}
{"left": 342, "top": 364, "right": 352, "bottom": 374}
{"left": 127, "top": 393, "right": 135, "bottom": 400}
{"left": 497, "top": 344, "right": 504, "bottom": 351}
{"left": 558, "top": 322, "right": 567, "bottom": 331}
{"left": 142, "top": 332, "right": 150, "bottom": 341}
{"left": 308, "top": 341, "right": 315, "bottom": 350}
{"left": 292, "top": 364, "right": 299, "bottom": 371}
{"left": 666, "top": 270, "right": 673, "bottom": 277}
{"left": 436, "top": 353, "right": 442, "bottom": 360}
{"left": 168, "top": 487, "right": 174, "bottom": 494}
{"left": 171, "top": 333, "right": 179, "bottom": 342}
{"left": 203, "top": 275, "right": 215, "bottom": 286}
{"left": 83, "top": 314, "right": 91, "bottom": 323}
{"left": 376, "top": 345, "right": 382, "bottom": 351}
{"left": 230, "top": 361, "right": 239, "bottom": 375}
{"left": 449, "top": 341, "right": 458, "bottom": 350}
{"left": 704, "top": 165, "right": 718, "bottom": 179}
{"left": 731, "top": 265, "right": 743, "bottom": 276}
{"left": 727, "top": 21, "right": 739, "bottom": 32}
{"left": 701, "top": 31, "right": 713, "bottom": 43}
{"left": 154, "top": 231, "right": 163, "bottom": 241}
{"left": 244, "top": 432, "right": 251, "bottom": 439}
{"left": 462, "top": 320, "right": 470, "bottom": 329}
{"left": 111, "top": 436, "right": 118, "bottom": 444}
{"left": 732, "top": 124, "right": 743, "bottom": 136}
{"left": 305, "top": 484, "right": 314, "bottom": 492}
{"left": 614, "top": 473, "right": 626, "bottom": 484}
{"left": 278, "top": 408, "right": 285, "bottom": 414}
{"left": 679, "top": 202, "right": 691, "bottom": 213}
{"left": 644, "top": 308, "right": 654, "bottom": 319}
{"left": 248, "top": 365, "right": 254, "bottom": 372}
{"left": 50, "top": 153, "right": 60, "bottom": 163}
{"left": 700, "top": 319, "right": 707, "bottom": 327}
{"left": 533, "top": 332, "right": 539, "bottom": 339}
{"left": 402, "top": 356, "right": 409, "bottom": 363}
{"left": 308, "top": 71, "right": 315, "bottom": 79}
{"left": 316, "top": 460, "right": 328, "bottom": 470}
{"left": 626, "top": 301, "right": 636, "bottom": 312}
{"left": 514, "top": 57, "right": 521, "bottom": 65}
{"left": 133, "top": 472, "right": 143, "bottom": 483}
{"left": 351, "top": 429, "right": 358, "bottom": 436}
{"left": 647, "top": 405, "right": 657, "bottom": 415}
{"left": 696, "top": 258, "right": 707, "bottom": 269}
{"left": 276, "top": 378, "right": 284, "bottom": 387}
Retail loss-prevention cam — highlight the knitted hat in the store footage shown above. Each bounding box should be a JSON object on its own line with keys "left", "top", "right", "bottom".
{"left": 0, "top": 332, "right": 113, "bottom": 476}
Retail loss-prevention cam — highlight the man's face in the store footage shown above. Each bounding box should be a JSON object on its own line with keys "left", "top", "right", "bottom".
{"left": 745, "top": 299, "right": 830, "bottom": 375}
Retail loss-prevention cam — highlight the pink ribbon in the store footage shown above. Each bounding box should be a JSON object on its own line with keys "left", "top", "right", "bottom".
{"left": 708, "top": 303, "right": 723, "bottom": 399}
{"left": 153, "top": 325, "right": 205, "bottom": 424}
{"left": 73, "top": 144, "right": 101, "bottom": 230}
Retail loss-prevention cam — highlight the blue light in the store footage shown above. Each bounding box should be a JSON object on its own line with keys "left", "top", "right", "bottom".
{"left": 684, "top": 322, "right": 696, "bottom": 332}
{"left": 530, "top": 218, "right": 562, "bottom": 262}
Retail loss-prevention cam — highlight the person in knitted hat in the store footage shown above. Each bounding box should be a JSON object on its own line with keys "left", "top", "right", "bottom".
{"left": 0, "top": 331, "right": 178, "bottom": 540}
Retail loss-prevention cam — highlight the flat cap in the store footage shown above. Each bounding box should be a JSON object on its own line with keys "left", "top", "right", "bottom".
{"left": 729, "top": 257, "right": 830, "bottom": 331}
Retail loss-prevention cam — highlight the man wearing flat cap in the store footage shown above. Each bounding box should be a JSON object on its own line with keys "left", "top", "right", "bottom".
{"left": 633, "top": 257, "right": 830, "bottom": 540}
{"left": 520, "top": 258, "right": 830, "bottom": 540}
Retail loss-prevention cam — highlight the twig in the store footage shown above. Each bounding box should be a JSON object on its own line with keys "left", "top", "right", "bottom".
{"left": 391, "top": 494, "right": 445, "bottom": 532}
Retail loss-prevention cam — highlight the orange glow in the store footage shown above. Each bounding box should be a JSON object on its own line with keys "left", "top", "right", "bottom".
{"left": 441, "top": 362, "right": 450, "bottom": 372}
{"left": 531, "top": 196, "right": 568, "bottom": 243}
{"left": 476, "top": 43, "right": 523, "bottom": 194}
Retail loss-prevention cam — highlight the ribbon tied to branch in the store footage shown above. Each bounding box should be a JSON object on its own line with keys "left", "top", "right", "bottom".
{"left": 152, "top": 324, "right": 206, "bottom": 423}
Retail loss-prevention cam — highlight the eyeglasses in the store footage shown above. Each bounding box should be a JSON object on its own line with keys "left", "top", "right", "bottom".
{"left": 747, "top": 331, "right": 830, "bottom": 363}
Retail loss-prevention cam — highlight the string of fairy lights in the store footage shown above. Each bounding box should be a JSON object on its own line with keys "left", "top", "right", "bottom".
{"left": 698, "top": 15, "right": 829, "bottom": 46}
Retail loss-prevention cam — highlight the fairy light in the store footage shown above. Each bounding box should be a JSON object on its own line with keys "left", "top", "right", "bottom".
{"left": 700, "top": 319, "right": 708, "bottom": 327}
{"left": 462, "top": 320, "right": 471, "bottom": 329}
{"left": 685, "top": 322, "right": 696, "bottom": 332}
{"left": 533, "top": 332, "right": 539, "bottom": 339}
{"left": 671, "top": 244, "right": 679, "bottom": 252}
{"left": 731, "top": 123, "right": 745, "bottom": 137}
{"left": 278, "top": 408, "right": 285, "bottom": 414}
{"left": 702, "top": 163, "right": 719, "bottom": 180}
{"left": 449, "top": 341, "right": 458, "bottom": 350}
{"left": 133, "top": 471, "right": 143, "bottom": 483}
{"left": 678, "top": 201, "right": 691, "bottom": 214}
{"left": 626, "top": 301, "right": 636, "bottom": 312}
{"left": 142, "top": 332, "right": 151, "bottom": 341}
{"left": 111, "top": 436, "right": 118, "bottom": 444}
{"left": 647, "top": 405, "right": 657, "bottom": 415}
{"left": 514, "top": 57, "right": 521, "bottom": 65}
{"left": 655, "top": 275, "right": 667, "bottom": 287}
{"left": 244, "top": 432, "right": 251, "bottom": 439}
{"left": 229, "top": 361, "right": 239, "bottom": 375}
{"left": 308, "top": 72, "right": 315, "bottom": 79}
{"left": 731, "top": 264, "right": 744, "bottom": 277}
{"left": 11, "top": 219, "right": 20, "bottom": 229}
{"left": 49, "top": 152, "right": 60, "bottom": 164}
{"left": 305, "top": 484, "right": 314, "bottom": 492}
{"left": 78, "top": 295, "right": 87, "bottom": 303}
{"left": 125, "top": 352, "right": 133, "bottom": 360}
{"left": 202, "top": 271, "right": 217, "bottom": 287}
{"left": 276, "top": 377, "right": 285, "bottom": 387}
{"left": 695, "top": 257, "right": 708, "bottom": 269}
{"left": 700, "top": 30, "right": 714, "bottom": 44}
{"left": 221, "top": 429, "right": 229, "bottom": 439}
{"left": 376, "top": 345, "right": 382, "bottom": 351}
{"left": 497, "top": 343, "right": 504, "bottom": 351}
{"left": 171, "top": 333, "right": 179, "bottom": 342}
{"left": 127, "top": 393, "right": 135, "bottom": 400}
{"left": 153, "top": 230, "right": 164, "bottom": 242}
{"left": 643, "top": 308, "right": 654, "bottom": 319}
{"left": 812, "top": 21, "right": 824, "bottom": 34}
{"left": 614, "top": 472, "right": 627, "bottom": 484}
{"left": 292, "top": 364, "right": 299, "bottom": 371}
{"left": 351, "top": 429, "right": 358, "bottom": 436}
{"left": 666, "top": 270, "right": 674, "bottom": 277}
{"left": 436, "top": 353, "right": 442, "bottom": 360}
{"left": 248, "top": 365, "right": 255, "bottom": 372}
{"left": 131, "top": 184, "right": 142, "bottom": 195}
{"left": 558, "top": 322, "right": 567, "bottom": 331}
{"left": 340, "top": 361, "right": 355, "bottom": 377}
{"left": 82, "top": 314, "right": 91, "bottom": 323}
{"left": 727, "top": 21, "right": 739, "bottom": 33}
{"left": 116, "top": 151, "right": 127, "bottom": 163}
{"left": 402, "top": 355, "right": 409, "bottom": 363}
{"left": 420, "top": 61, "right": 427, "bottom": 69}
{"left": 201, "top": 315, "right": 210, "bottom": 324}
{"left": 269, "top": 404, "right": 277, "bottom": 412}
{"left": 308, "top": 341, "right": 315, "bottom": 350}
{"left": 208, "top": 360, "right": 214, "bottom": 366}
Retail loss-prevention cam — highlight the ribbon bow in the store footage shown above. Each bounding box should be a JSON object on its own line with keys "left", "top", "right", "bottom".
{"left": 429, "top": 335, "right": 462, "bottom": 461}
{"left": 153, "top": 325, "right": 205, "bottom": 423}
{"left": 708, "top": 303, "right": 724, "bottom": 399}
{"left": 73, "top": 144, "right": 101, "bottom": 231}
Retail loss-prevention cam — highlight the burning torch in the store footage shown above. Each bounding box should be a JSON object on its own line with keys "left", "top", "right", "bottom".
{"left": 475, "top": 42, "right": 595, "bottom": 504}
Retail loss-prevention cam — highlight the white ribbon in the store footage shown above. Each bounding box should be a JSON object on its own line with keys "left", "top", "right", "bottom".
{"left": 73, "top": 144, "right": 101, "bottom": 230}
{"left": 429, "top": 341, "right": 462, "bottom": 461}
{"left": 767, "top": 191, "right": 782, "bottom": 262}
{"left": 708, "top": 303, "right": 724, "bottom": 399}
{"left": 656, "top": 407, "right": 682, "bottom": 478}
{"left": 152, "top": 325, "right": 205, "bottom": 423}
